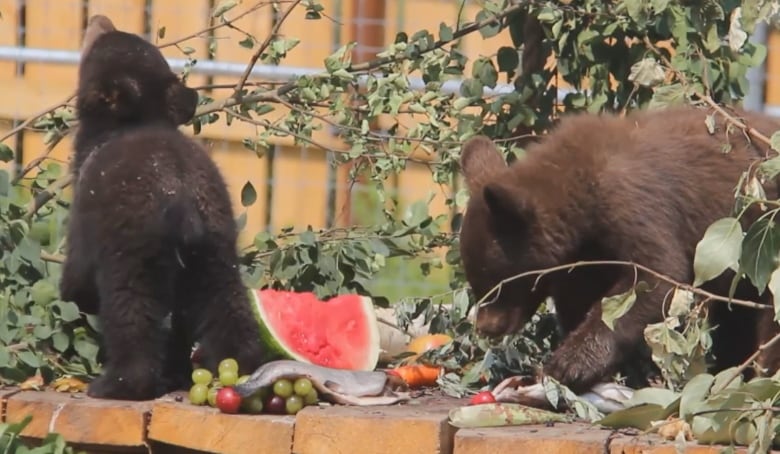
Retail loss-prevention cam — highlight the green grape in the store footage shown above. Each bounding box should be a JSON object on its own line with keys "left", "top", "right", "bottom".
{"left": 191, "top": 368, "right": 213, "bottom": 385}
{"left": 304, "top": 388, "right": 319, "bottom": 405}
{"left": 219, "top": 370, "right": 238, "bottom": 386}
{"left": 189, "top": 384, "right": 209, "bottom": 405}
{"left": 285, "top": 395, "right": 304, "bottom": 415}
{"left": 241, "top": 392, "right": 265, "bottom": 414}
{"left": 207, "top": 387, "right": 220, "bottom": 407}
{"left": 293, "top": 378, "right": 313, "bottom": 396}
{"left": 256, "top": 386, "right": 270, "bottom": 400}
{"left": 237, "top": 374, "right": 250, "bottom": 385}
{"left": 218, "top": 358, "right": 239, "bottom": 374}
{"left": 273, "top": 379, "right": 294, "bottom": 398}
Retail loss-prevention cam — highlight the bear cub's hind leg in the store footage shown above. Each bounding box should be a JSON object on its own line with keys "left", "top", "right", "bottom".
{"left": 87, "top": 260, "right": 173, "bottom": 401}
{"left": 180, "top": 240, "right": 266, "bottom": 377}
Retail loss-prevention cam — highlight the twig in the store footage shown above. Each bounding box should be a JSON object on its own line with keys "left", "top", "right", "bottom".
{"left": 346, "top": 3, "right": 526, "bottom": 74}
{"left": 24, "top": 174, "right": 73, "bottom": 221}
{"left": 690, "top": 405, "right": 780, "bottom": 417}
{"left": 642, "top": 36, "right": 774, "bottom": 149}
{"left": 476, "top": 259, "right": 770, "bottom": 311}
{"left": 0, "top": 93, "right": 76, "bottom": 144}
{"left": 12, "top": 130, "right": 71, "bottom": 184}
{"left": 232, "top": 0, "right": 303, "bottom": 101}
{"left": 156, "top": 0, "right": 276, "bottom": 49}
{"left": 40, "top": 251, "right": 65, "bottom": 264}
{"left": 228, "top": 109, "right": 337, "bottom": 153}
{"left": 712, "top": 330, "right": 780, "bottom": 393}
{"left": 197, "top": 2, "right": 528, "bottom": 116}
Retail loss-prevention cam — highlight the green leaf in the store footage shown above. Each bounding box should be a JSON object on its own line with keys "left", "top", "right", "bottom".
{"left": 693, "top": 217, "right": 744, "bottom": 287}
{"left": 17, "top": 349, "right": 43, "bottom": 368}
{"left": 0, "top": 169, "right": 9, "bottom": 197}
{"left": 476, "top": 10, "right": 502, "bottom": 38}
{"left": 212, "top": 0, "right": 237, "bottom": 17}
{"left": 0, "top": 347, "right": 9, "bottom": 368}
{"left": 759, "top": 155, "right": 780, "bottom": 180}
{"left": 597, "top": 403, "right": 668, "bottom": 431}
{"left": 240, "top": 181, "right": 257, "bottom": 207}
{"left": 405, "top": 200, "right": 430, "bottom": 227}
{"left": 459, "top": 79, "right": 483, "bottom": 98}
{"left": 496, "top": 47, "right": 519, "bottom": 74}
{"left": 54, "top": 301, "right": 81, "bottom": 323}
{"left": 650, "top": 0, "right": 670, "bottom": 13}
{"left": 628, "top": 58, "right": 666, "bottom": 87}
{"left": 770, "top": 131, "right": 780, "bottom": 153}
{"left": 668, "top": 288, "right": 694, "bottom": 317}
{"left": 239, "top": 37, "right": 254, "bottom": 49}
{"left": 624, "top": 0, "right": 646, "bottom": 23}
{"left": 299, "top": 230, "right": 315, "bottom": 246}
{"left": 740, "top": 217, "right": 780, "bottom": 293}
{"left": 679, "top": 373, "right": 715, "bottom": 418}
{"left": 769, "top": 267, "right": 780, "bottom": 321}
{"left": 601, "top": 287, "right": 637, "bottom": 330}
{"left": 472, "top": 57, "right": 498, "bottom": 89}
{"left": 51, "top": 331, "right": 70, "bottom": 353}
{"left": 439, "top": 22, "right": 453, "bottom": 42}
{"left": 649, "top": 83, "right": 688, "bottom": 109}
{"left": 73, "top": 337, "right": 99, "bottom": 362}
{"left": 0, "top": 143, "right": 13, "bottom": 162}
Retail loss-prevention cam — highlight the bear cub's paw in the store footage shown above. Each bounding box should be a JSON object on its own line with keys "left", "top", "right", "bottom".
{"left": 87, "top": 363, "right": 169, "bottom": 401}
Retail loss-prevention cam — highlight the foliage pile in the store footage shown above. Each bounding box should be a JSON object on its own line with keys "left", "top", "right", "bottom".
{"left": 2, "top": 0, "right": 780, "bottom": 451}
{"left": 0, "top": 415, "right": 83, "bottom": 454}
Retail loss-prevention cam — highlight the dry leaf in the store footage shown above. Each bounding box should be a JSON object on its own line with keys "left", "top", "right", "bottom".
{"left": 50, "top": 376, "right": 88, "bottom": 393}
{"left": 19, "top": 372, "right": 44, "bottom": 391}
{"left": 655, "top": 417, "right": 693, "bottom": 441}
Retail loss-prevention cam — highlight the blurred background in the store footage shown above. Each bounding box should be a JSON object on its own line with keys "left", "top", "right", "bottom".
{"left": 1, "top": 0, "right": 779, "bottom": 300}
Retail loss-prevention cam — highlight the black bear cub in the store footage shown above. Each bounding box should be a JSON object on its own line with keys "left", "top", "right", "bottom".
{"left": 458, "top": 106, "right": 780, "bottom": 394}
{"left": 60, "top": 15, "right": 264, "bottom": 400}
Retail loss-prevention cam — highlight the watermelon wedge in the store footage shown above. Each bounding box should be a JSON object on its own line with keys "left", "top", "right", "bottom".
{"left": 248, "top": 289, "right": 381, "bottom": 371}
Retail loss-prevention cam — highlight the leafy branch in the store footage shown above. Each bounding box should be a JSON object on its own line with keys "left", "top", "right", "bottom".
{"left": 475, "top": 259, "right": 771, "bottom": 312}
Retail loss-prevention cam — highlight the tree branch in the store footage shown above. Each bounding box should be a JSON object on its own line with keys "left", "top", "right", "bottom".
{"left": 232, "top": 0, "right": 303, "bottom": 101}
{"left": 157, "top": 0, "right": 280, "bottom": 49}
{"left": 476, "top": 259, "right": 770, "bottom": 311}
{"left": 712, "top": 330, "right": 780, "bottom": 393}
{"left": 642, "top": 35, "right": 775, "bottom": 150}
{"left": 0, "top": 94, "right": 76, "bottom": 144}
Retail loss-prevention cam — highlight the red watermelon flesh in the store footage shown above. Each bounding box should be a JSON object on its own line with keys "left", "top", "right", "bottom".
{"left": 249, "top": 289, "right": 381, "bottom": 371}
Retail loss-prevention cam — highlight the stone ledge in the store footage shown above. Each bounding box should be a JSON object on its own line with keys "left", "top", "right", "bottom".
{"left": 4, "top": 390, "right": 151, "bottom": 448}
{"left": 292, "top": 399, "right": 458, "bottom": 454}
{"left": 147, "top": 400, "right": 294, "bottom": 454}
{"left": 453, "top": 424, "right": 758, "bottom": 454}
{"left": 1, "top": 390, "right": 775, "bottom": 454}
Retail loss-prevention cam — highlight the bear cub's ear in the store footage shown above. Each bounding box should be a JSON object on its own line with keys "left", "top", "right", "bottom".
{"left": 482, "top": 179, "right": 535, "bottom": 225}
{"left": 82, "top": 15, "right": 116, "bottom": 54}
{"left": 460, "top": 135, "right": 508, "bottom": 190}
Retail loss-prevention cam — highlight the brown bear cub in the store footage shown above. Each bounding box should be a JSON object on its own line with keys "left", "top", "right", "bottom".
{"left": 60, "top": 15, "right": 265, "bottom": 400}
{"left": 459, "top": 106, "right": 780, "bottom": 394}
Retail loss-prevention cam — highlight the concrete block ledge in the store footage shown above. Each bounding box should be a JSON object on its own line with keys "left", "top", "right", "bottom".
{"left": 0, "top": 387, "right": 771, "bottom": 454}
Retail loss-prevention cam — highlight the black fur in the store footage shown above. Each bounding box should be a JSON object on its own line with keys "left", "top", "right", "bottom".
{"left": 60, "top": 15, "right": 265, "bottom": 400}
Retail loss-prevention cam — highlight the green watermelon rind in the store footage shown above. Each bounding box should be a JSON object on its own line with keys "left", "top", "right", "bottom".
{"left": 247, "top": 289, "right": 381, "bottom": 371}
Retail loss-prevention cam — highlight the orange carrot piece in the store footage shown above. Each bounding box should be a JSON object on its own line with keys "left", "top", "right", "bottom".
{"left": 388, "top": 364, "right": 442, "bottom": 389}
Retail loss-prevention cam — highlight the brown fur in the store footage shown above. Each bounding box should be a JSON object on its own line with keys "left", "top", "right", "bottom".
{"left": 459, "top": 106, "right": 780, "bottom": 393}
{"left": 60, "top": 15, "right": 265, "bottom": 400}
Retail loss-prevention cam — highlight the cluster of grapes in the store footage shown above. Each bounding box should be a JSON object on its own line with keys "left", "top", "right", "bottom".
{"left": 188, "top": 358, "right": 319, "bottom": 415}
